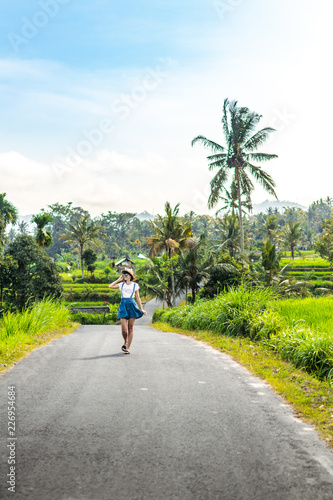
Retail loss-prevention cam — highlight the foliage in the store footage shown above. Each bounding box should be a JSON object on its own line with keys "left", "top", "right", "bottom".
{"left": 147, "top": 201, "right": 192, "bottom": 306}
{"left": 0, "top": 193, "right": 18, "bottom": 249}
{"left": 31, "top": 212, "right": 54, "bottom": 249}
{"left": 139, "top": 255, "right": 179, "bottom": 307}
{"left": 178, "top": 234, "right": 213, "bottom": 303}
{"left": 214, "top": 214, "right": 241, "bottom": 259}
{"left": 70, "top": 304, "right": 118, "bottom": 325}
{"left": 4, "top": 235, "right": 63, "bottom": 310}
{"left": 283, "top": 221, "right": 303, "bottom": 259}
{"left": 314, "top": 217, "right": 333, "bottom": 266}
{"left": 192, "top": 98, "right": 278, "bottom": 252}
{"left": 83, "top": 248, "right": 98, "bottom": 269}
{"left": 260, "top": 240, "right": 282, "bottom": 285}
{"left": 198, "top": 253, "right": 241, "bottom": 299}
{"left": 155, "top": 283, "right": 279, "bottom": 339}
{"left": 60, "top": 214, "right": 106, "bottom": 278}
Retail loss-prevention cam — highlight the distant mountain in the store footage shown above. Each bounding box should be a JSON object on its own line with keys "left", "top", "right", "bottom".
{"left": 135, "top": 211, "right": 155, "bottom": 221}
{"left": 251, "top": 200, "right": 307, "bottom": 215}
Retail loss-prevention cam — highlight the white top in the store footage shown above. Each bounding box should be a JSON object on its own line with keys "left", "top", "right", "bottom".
{"left": 118, "top": 282, "right": 140, "bottom": 298}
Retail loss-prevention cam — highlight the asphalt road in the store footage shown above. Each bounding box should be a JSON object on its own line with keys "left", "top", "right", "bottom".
{"left": 1, "top": 302, "right": 333, "bottom": 499}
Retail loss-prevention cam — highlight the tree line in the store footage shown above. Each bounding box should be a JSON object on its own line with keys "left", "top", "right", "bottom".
{"left": 2, "top": 99, "right": 333, "bottom": 308}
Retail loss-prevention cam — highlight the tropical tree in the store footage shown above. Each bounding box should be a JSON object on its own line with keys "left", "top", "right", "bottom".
{"left": 4, "top": 234, "right": 63, "bottom": 310}
{"left": 147, "top": 202, "right": 192, "bottom": 306}
{"left": 261, "top": 239, "right": 281, "bottom": 285}
{"left": 31, "top": 212, "right": 54, "bottom": 249}
{"left": 215, "top": 181, "right": 252, "bottom": 217}
{"left": 283, "top": 221, "right": 303, "bottom": 260}
{"left": 178, "top": 234, "right": 213, "bottom": 303}
{"left": 192, "top": 98, "right": 278, "bottom": 253}
{"left": 7, "top": 228, "right": 16, "bottom": 242}
{"left": 60, "top": 215, "right": 106, "bottom": 278}
{"left": 260, "top": 215, "right": 280, "bottom": 244}
{"left": 214, "top": 214, "right": 241, "bottom": 259}
{"left": 0, "top": 193, "right": 18, "bottom": 250}
{"left": 18, "top": 221, "right": 29, "bottom": 234}
{"left": 314, "top": 218, "right": 333, "bottom": 266}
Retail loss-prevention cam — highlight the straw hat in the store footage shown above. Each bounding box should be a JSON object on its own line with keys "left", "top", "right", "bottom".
{"left": 121, "top": 268, "right": 136, "bottom": 281}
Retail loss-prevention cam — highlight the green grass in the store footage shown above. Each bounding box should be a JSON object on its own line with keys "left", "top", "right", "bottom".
{"left": 0, "top": 298, "right": 78, "bottom": 371}
{"left": 154, "top": 288, "right": 333, "bottom": 383}
{"left": 281, "top": 258, "right": 331, "bottom": 268}
{"left": 272, "top": 296, "right": 333, "bottom": 333}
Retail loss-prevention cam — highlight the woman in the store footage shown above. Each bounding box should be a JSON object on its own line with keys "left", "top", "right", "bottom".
{"left": 108, "top": 268, "right": 146, "bottom": 354}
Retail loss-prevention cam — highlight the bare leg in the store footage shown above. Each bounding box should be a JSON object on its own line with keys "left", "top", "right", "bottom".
{"left": 127, "top": 318, "right": 136, "bottom": 350}
{"left": 120, "top": 318, "right": 128, "bottom": 346}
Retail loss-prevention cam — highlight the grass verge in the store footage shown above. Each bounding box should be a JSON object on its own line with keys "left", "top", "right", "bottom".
{"left": 0, "top": 322, "right": 79, "bottom": 374}
{"left": 152, "top": 321, "right": 333, "bottom": 450}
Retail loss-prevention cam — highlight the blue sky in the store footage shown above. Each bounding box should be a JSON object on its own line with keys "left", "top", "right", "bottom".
{"left": 0, "top": 0, "right": 332, "bottom": 215}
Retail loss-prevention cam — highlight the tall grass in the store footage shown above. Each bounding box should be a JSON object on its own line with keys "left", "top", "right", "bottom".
{"left": 153, "top": 287, "right": 333, "bottom": 382}
{"left": 0, "top": 298, "right": 70, "bottom": 341}
{"left": 154, "top": 284, "right": 281, "bottom": 340}
{"left": 267, "top": 328, "right": 333, "bottom": 381}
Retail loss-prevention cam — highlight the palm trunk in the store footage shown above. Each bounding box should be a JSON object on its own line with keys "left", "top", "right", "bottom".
{"left": 237, "top": 179, "right": 244, "bottom": 253}
{"left": 80, "top": 244, "right": 84, "bottom": 278}
{"left": 191, "top": 285, "right": 196, "bottom": 304}
{"left": 168, "top": 247, "right": 176, "bottom": 307}
{"left": 171, "top": 265, "right": 175, "bottom": 307}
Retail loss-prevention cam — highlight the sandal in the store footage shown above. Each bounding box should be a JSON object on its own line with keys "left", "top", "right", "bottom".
{"left": 121, "top": 345, "right": 127, "bottom": 352}
{"left": 123, "top": 349, "right": 130, "bottom": 354}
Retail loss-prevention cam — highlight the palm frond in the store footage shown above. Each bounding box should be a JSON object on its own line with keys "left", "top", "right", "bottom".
{"left": 208, "top": 168, "right": 229, "bottom": 209}
{"left": 243, "top": 127, "right": 276, "bottom": 151}
{"left": 191, "top": 135, "right": 225, "bottom": 153}
{"left": 246, "top": 163, "right": 277, "bottom": 199}
{"left": 246, "top": 152, "right": 278, "bottom": 162}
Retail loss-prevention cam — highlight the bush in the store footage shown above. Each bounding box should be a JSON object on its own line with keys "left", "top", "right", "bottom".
{"left": 152, "top": 308, "right": 166, "bottom": 323}
{"left": 4, "top": 235, "right": 63, "bottom": 310}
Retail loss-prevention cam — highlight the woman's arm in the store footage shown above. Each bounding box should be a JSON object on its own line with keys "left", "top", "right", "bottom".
{"left": 108, "top": 276, "right": 123, "bottom": 289}
{"left": 135, "top": 289, "right": 147, "bottom": 314}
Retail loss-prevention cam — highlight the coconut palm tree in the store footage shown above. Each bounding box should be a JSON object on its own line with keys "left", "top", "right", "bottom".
{"left": 147, "top": 201, "right": 192, "bottom": 306}
{"left": 261, "top": 239, "right": 281, "bottom": 285}
{"left": 7, "top": 228, "right": 16, "bottom": 242}
{"left": 0, "top": 193, "right": 18, "bottom": 250}
{"left": 283, "top": 221, "right": 303, "bottom": 259}
{"left": 215, "top": 181, "right": 252, "bottom": 217}
{"left": 192, "top": 98, "right": 278, "bottom": 253}
{"left": 178, "top": 234, "right": 213, "bottom": 303}
{"left": 214, "top": 214, "right": 241, "bottom": 259}
{"left": 31, "top": 212, "right": 54, "bottom": 249}
{"left": 18, "top": 221, "right": 29, "bottom": 234}
{"left": 60, "top": 215, "right": 106, "bottom": 278}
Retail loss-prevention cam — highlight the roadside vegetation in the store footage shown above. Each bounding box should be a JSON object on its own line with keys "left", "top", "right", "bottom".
{"left": 0, "top": 298, "right": 78, "bottom": 371}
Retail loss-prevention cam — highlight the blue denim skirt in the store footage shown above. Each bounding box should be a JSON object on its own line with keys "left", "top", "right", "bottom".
{"left": 117, "top": 298, "right": 144, "bottom": 320}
